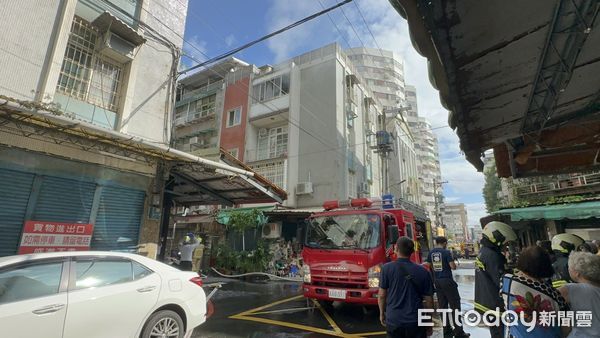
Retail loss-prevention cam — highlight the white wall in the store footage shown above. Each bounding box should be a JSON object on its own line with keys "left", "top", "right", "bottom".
{"left": 0, "top": 0, "right": 188, "bottom": 145}
{"left": 0, "top": 0, "right": 76, "bottom": 101}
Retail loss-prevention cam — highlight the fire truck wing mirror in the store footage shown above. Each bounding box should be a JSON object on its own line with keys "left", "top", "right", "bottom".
{"left": 387, "top": 225, "right": 399, "bottom": 245}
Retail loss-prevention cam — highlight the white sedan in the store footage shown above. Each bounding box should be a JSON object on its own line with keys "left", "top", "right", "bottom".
{"left": 0, "top": 251, "right": 207, "bottom": 338}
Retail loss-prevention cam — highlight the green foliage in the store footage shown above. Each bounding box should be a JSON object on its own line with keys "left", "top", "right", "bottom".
{"left": 510, "top": 196, "right": 531, "bottom": 208}
{"left": 227, "top": 209, "right": 267, "bottom": 233}
{"left": 483, "top": 164, "right": 502, "bottom": 213}
{"left": 544, "top": 195, "right": 584, "bottom": 205}
{"left": 214, "top": 240, "right": 272, "bottom": 274}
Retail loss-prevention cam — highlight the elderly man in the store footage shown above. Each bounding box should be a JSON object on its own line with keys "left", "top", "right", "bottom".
{"left": 559, "top": 251, "right": 600, "bottom": 338}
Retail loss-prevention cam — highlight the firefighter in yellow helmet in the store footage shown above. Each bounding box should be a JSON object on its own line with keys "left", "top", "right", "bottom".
{"left": 551, "top": 233, "right": 584, "bottom": 288}
{"left": 474, "top": 221, "right": 517, "bottom": 338}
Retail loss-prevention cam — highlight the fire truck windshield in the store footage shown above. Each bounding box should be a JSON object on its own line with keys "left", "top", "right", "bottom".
{"left": 305, "top": 214, "right": 381, "bottom": 250}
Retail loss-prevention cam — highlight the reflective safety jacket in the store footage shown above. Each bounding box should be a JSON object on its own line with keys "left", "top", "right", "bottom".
{"left": 474, "top": 244, "right": 506, "bottom": 315}
{"left": 551, "top": 254, "right": 570, "bottom": 288}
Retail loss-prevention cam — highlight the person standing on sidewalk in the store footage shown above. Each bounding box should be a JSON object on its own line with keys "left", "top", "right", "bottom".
{"left": 179, "top": 233, "right": 200, "bottom": 271}
{"left": 379, "top": 236, "right": 435, "bottom": 338}
{"left": 426, "top": 236, "right": 470, "bottom": 338}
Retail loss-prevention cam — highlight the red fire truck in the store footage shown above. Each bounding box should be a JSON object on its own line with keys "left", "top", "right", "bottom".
{"left": 302, "top": 197, "right": 430, "bottom": 305}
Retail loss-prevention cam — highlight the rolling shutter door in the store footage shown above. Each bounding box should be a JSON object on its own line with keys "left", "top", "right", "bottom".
{"left": 0, "top": 168, "right": 35, "bottom": 257}
{"left": 92, "top": 185, "right": 145, "bottom": 251}
{"left": 32, "top": 176, "right": 96, "bottom": 223}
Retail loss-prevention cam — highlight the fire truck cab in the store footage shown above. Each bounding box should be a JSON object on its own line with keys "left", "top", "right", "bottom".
{"left": 301, "top": 197, "right": 426, "bottom": 305}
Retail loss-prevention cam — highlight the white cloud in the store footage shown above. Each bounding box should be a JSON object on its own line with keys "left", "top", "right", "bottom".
{"left": 265, "top": 1, "right": 323, "bottom": 62}
{"left": 224, "top": 34, "right": 236, "bottom": 48}
{"left": 441, "top": 157, "right": 485, "bottom": 194}
{"left": 465, "top": 202, "right": 487, "bottom": 226}
{"left": 182, "top": 35, "right": 208, "bottom": 63}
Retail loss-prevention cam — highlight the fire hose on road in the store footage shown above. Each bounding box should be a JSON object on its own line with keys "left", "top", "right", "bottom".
{"left": 210, "top": 267, "right": 302, "bottom": 283}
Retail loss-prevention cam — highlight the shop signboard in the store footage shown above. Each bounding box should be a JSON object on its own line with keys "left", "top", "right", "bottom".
{"left": 18, "top": 220, "right": 94, "bottom": 254}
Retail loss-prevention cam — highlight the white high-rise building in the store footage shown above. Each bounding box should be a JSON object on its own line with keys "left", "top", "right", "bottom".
{"left": 405, "top": 85, "right": 443, "bottom": 226}
{"left": 346, "top": 48, "right": 419, "bottom": 205}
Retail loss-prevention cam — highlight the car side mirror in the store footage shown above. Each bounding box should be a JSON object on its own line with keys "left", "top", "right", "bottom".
{"left": 387, "top": 225, "right": 399, "bottom": 245}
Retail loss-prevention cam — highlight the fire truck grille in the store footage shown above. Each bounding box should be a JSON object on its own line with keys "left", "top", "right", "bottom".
{"left": 311, "top": 270, "right": 368, "bottom": 289}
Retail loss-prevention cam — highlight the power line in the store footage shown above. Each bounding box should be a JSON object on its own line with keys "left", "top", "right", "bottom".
{"left": 333, "top": 0, "right": 367, "bottom": 48}
{"left": 353, "top": 0, "right": 384, "bottom": 52}
{"left": 178, "top": 0, "right": 354, "bottom": 75}
{"left": 317, "top": 0, "right": 353, "bottom": 49}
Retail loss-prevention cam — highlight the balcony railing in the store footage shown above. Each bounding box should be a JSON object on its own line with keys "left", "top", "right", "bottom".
{"left": 181, "top": 81, "right": 224, "bottom": 100}
{"left": 515, "top": 172, "right": 600, "bottom": 196}
{"left": 174, "top": 110, "right": 216, "bottom": 127}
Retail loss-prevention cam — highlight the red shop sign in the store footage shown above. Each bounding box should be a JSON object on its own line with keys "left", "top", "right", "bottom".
{"left": 18, "top": 221, "right": 94, "bottom": 254}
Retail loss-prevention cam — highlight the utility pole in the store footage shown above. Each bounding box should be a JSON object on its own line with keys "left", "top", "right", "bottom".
{"left": 433, "top": 179, "right": 448, "bottom": 233}
{"left": 374, "top": 107, "right": 408, "bottom": 196}
{"left": 374, "top": 111, "right": 393, "bottom": 195}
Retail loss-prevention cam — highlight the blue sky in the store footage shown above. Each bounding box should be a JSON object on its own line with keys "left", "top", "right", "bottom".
{"left": 181, "top": 0, "right": 486, "bottom": 225}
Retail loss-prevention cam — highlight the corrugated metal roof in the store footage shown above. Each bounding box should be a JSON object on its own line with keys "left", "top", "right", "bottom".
{"left": 389, "top": 0, "right": 600, "bottom": 177}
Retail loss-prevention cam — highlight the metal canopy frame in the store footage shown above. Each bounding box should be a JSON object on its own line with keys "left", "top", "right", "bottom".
{"left": 520, "top": 0, "right": 598, "bottom": 136}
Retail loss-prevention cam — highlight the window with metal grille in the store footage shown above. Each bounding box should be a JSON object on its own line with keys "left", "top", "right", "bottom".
{"left": 57, "top": 17, "right": 124, "bottom": 112}
{"left": 250, "top": 160, "right": 286, "bottom": 189}
{"left": 192, "top": 95, "right": 216, "bottom": 117}
{"left": 257, "top": 126, "right": 288, "bottom": 160}
{"left": 348, "top": 172, "right": 357, "bottom": 198}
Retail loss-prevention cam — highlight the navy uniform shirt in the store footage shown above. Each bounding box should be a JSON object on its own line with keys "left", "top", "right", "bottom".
{"left": 426, "top": 247, "right": 454, "bottom": 280}
{"left": 380, "top": 258, "right": 434, "bottom": 329}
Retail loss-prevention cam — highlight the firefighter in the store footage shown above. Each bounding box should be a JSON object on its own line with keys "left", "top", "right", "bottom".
{"left": 474, "top": 221, "right": 517, "bottom": 338}
{"left": 551, "top": 233, "right": 584, "bottom": 288}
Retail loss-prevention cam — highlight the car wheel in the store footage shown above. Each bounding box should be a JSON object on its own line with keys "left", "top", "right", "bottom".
{"left": 141, "top": 310, "right": 184, "bottom": 338}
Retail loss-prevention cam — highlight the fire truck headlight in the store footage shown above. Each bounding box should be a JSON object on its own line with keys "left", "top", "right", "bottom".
{"left": 302, "top": 264, "right": 311, "bottom": 283}
{"left": 368, "top": 264, "right": 382, "bottom": 288}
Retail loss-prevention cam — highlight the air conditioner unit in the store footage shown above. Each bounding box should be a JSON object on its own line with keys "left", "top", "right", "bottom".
{"left": 296, "top": 182, "right": 313, "bottom": 195}
{"left": 262, "top": 222, "right": 282, "bottom": 239}
{"left": 258, "top": 128, "right": 268, "bottom": 137}
{"left": 97, "top": 31, "right": 137, "bottom": 63}
{"left": 189, "top": 136, "right": 198, "bottom": 144}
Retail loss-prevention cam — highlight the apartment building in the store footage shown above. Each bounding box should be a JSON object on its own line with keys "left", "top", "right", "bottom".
{"left": 175, "top": 43, "right": 384, "bottom": 208}
{"left": 441, "top": 203, "right": 469, "bottom": 243}
{"left": 405, "top": 85, "right": 443, "bottom": 226}
{"left": 346, "top": 47, "right": 420, "bottom": 205}
{"left": 0, "top": 0, "right": 282, "bottom": 258}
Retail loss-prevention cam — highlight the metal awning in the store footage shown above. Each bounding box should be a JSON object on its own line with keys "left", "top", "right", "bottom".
{"left": 388, "top": 0, "right": 600, "bottom": 177}
{"left": 494, "top": 201, "right": 600, "bottom": 221}
{"left": 92, "top": 11, "right": 146, "bottom": 46}
{"left": 0, "top": 98, "right": 286, "bottom": 206}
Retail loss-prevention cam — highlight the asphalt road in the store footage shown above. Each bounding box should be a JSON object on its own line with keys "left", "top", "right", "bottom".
{"left": 193, "top": 260, "right": 490, "bottom": 338}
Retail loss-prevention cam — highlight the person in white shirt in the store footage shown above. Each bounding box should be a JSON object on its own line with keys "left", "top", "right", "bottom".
{"left": 179, "top": 233, "right": 200, "bottom": 271}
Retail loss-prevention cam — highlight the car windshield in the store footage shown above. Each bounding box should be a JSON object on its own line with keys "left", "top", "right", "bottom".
{"left": 305, "top": 214, "right": 381, "bottom": 250}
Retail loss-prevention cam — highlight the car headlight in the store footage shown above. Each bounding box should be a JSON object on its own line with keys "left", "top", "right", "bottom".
{"left": 368, "top": 264, "right": 382, "bottom": 288}
{"left": 302, "top": 264, "right": 311, "bottom": 283}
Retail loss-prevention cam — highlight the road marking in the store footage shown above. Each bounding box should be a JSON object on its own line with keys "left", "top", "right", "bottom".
{"left": 230, "top": 314, "right": 356, "bottom": 337}
{"left": 313, "top": 299, "right": 343, "bottom": 334}
{"left": 234, "top": 295, "right": 305, "bottom": 317}
{"left": 230, "top": 294, "right": 387, "bottom": 337}
{"left": 251, "top": 306, "right": 315, "bottom": 315}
